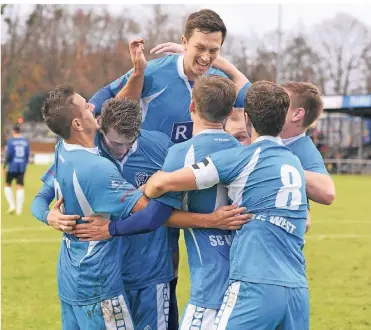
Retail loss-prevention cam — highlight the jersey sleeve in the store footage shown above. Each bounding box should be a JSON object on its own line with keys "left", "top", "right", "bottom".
{"left": 209, "top": 67, "right": 229, "bottom": 79}
{"left": 155, "top": 146, "right": 183, "bottom": 209}
{"left": 290, "top": 139, "right": 329, "bottom": 175}
{"left": 5, "top": 141, "right": 14, "bottom": 164}
{"left": 191, "top": 147, "right": 244, "bottom": 189}
{"left": 41, "top": 164, "right": 55, "bottom": 189}
{"left": 301, "top": 149, "right": 329, "bottom": 175}
{"left": 83, "top": 161, "right": 143, "bottom": 218}
{"left": 89, "top": 69, "right": 134, "bottom": 116}
{"left": 234, "top": 81, "right": 252, "bottom": 108}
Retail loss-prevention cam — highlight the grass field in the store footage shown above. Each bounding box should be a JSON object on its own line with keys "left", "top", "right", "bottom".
{"left": 2, "top": 165, "right": 371, "bottom": 329}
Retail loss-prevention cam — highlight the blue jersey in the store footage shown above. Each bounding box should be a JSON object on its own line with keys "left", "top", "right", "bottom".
{"left": 95, "top": 129, "right": 175, "bottom": 290}
{"left": 158, "top": 129, "right": 240, "bottom": 309}
{"left": 284, "top": 134, "right": 329, "bottom": 175}
{"left": 90, "top": 54, "right": 250, "bottom": 143}
{"left": 192, "top": 136, "right": 308, "bottom": 288}
{"left": 5, "top": 137, "right": 30, "bottom": 173}
{"left": 53, "top": 141, "right": 142, "bottom": 305}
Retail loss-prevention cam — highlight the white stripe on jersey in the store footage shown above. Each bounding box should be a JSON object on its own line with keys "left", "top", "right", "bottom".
{"left": 214, "top": 281, "right": 241, "bottom": 330}
{"left": 188, "top": 228, "right": 203, "bottom": 265}
{"left": 156, "top": 283, "right": 170, "bottom": 330}
{"left": 141, "top": 87, "right": 168, "bottom": 123}
{"left": 228, "top": 147, "right": 261, "bottom": 206}
{"left": 181, "top": 304, "right": 217, "bottom": 330}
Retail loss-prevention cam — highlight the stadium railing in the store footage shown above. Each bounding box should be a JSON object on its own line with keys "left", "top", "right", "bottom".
{"left": 324, "top": 158, "right": 371, "bottom": 174}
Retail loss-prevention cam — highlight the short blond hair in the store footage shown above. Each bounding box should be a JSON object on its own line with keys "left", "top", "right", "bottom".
{"left": 282, "top": 81, "right": 323, "bottom": 128}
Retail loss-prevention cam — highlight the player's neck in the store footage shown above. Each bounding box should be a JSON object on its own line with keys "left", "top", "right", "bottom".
{"left": 65, "top": 133, "right": 95, "bottom": 148}
{"left": 280, "top": 125, "right": 306, "bottom": 139}
{"left": 12, "top": 134, "right": 21, "bottom": 138}
{"left": 193, "top": 119, "right": 223, "bottom": 136}
{"left": 250, "top": 128, "right": 260, "bottom": 143}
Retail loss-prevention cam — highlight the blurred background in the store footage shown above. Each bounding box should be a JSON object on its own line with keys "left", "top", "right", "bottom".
{"left": 1, "top": 3, "right": 371, "bottom": 330}
{"left": 2, "top": 3, "right": 371, "bottom": 173}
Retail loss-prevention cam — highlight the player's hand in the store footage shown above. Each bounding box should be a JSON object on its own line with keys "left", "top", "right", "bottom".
{"left": 208, "top": 204, "right": 251, "bottom": 230}
{"left": 150, "top": 42, "right": 184, "bottom": 56}
{"left": 47, "top": 197, "right": 79, "bottom": 233}
{"left": 72, "top": 216, "right": 111, "bottom": 241}
{"left": 129, "top": 38, "right": 147, "bottom": 75}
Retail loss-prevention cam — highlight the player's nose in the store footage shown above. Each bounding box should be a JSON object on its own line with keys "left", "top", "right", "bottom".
{"left": 88, "top": 103, "right": 95, "bottom": 112}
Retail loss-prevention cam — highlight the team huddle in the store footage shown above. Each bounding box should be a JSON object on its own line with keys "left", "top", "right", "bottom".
{"left": 30, "top": 9, "right": 335, "bottom": 330}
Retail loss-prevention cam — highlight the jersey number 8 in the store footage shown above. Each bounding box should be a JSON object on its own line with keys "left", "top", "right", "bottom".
{"left": 275, "top": 164, "right": 303, "bottom": 210}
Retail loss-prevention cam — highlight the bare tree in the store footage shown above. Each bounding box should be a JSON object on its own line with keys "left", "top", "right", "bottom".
{"left": 311, "top": 13, "right": 371, "bottom": 95}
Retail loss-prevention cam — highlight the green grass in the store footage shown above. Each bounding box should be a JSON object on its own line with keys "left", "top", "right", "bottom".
{"left": 2, "top": 165, "right": 371, "bottom": 329}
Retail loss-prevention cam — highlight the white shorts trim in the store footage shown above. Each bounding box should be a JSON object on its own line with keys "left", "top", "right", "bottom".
{"left": 156, "top": 283, "right": 170, "bottom": 330}
{"left": 101, "top": 294, "right": 134, "bottom": 330}
{"left": 181, "top": 303, "right": 217, "bottom": 330}
{"left": 214, "top": 281, "right": 241, "bottom": 330}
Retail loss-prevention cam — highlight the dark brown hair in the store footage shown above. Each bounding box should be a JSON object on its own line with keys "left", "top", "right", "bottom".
{"left": 184, "top": 9, "right": 227, "bottom": 44}
{"left": 192, "top": 75, "right": 237, "bottom": 123}
{"left": 41, "top": 84, "right": 76, "bottom": 139}
{"left": 244, "top": 81, "right": 290, "bottom": 136}
{"left": 101, "top": 98, "right": 142, "bottom": 142}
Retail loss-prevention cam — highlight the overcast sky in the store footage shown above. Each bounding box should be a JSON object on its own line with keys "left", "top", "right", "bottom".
{"left": 3, "top": 2, "right": 371, "bottom": 39}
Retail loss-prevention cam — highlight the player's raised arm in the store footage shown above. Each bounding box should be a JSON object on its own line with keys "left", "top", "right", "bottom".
{"left": 115, "top": 38, "right": 146, "bottom": 102}
{"left": 89, "top": 38, "right": 147, "bottom": 115}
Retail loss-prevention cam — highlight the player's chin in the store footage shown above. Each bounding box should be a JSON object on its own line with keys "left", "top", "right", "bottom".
{"left": 193, "top": 65, "right": 209, "bottom": 76}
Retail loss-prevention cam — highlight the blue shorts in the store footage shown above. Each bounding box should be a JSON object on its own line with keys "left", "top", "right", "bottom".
{"left": 61, "top": 294, "right": 134, "bottom": 330}
{"left": 215, "top": 281, "right": 309, "bottom": 330}
{"left": 126, "top": 282, "right": 170, "bottom": 330}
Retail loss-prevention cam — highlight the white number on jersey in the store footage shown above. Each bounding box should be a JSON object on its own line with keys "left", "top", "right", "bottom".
{"left": 275, "top": 164, "right": 303, "bottom": 210}
{"left": 15, "top": 145, "right": 25, "bottom": 158}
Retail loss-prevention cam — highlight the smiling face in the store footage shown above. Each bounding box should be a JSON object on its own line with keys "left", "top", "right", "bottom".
{"left": 182, "top": 29, "right": 223, "bottom": 79}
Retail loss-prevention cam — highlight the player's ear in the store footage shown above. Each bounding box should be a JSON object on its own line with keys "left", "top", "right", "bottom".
{"left": 189, "top": 99, "right": 196, "bottom": 114}
{"left": 293, "top": 107, "right": 305, "bottom": 123}
{"left": 181, "top": 35, "right": 187, "bottom": 51}
{"left": 71, "top": 118, "right": 83, "bottom": 132}
{"left": 227, "top": 107, "right": 234, "bottom": 118}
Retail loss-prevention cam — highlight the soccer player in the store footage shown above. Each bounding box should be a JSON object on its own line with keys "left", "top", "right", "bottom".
{"left": 151, "top": 42, "right": 335, "bottom": 207}
{"left": 3, "top": 125, "right": 30, "bottom": 215}
{"left": 32, "top": 92, "right": 249, "bottom": 329}
{"left": 280, "top": 82, "right": 335, "bottom": 206}
{"left": 144, "top": 81, "right": 310, "bottom": 330}
{"left": 89, "top": 9, "right": 250, "bottom": 143}
{"left": 149, "top": 75, "right": 242, "bottom": 329}
{"left": 89, "top": 10, "right": 251, "bottom": 327}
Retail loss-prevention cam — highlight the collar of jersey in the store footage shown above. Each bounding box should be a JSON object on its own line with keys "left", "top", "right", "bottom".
{"left": 97, "top": 131, "right": 138, "bottom": 165}
{"left": 177, "top": 55, "right": 193, "bottom": 94}
{"left": 281, "top": 132, "right": 306, "bottom": 146}
{"left": 194, "top": 128, "right": 225, "bottom": 136}
{"left": 63, "top": 141, "right": 100, "bottom": 155}
{"left": 254, "top": 135, "right": 284, "bottom": 145}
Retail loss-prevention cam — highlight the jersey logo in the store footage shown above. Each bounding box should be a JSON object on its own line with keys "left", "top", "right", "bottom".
{"left": 135, "top": 172, "right": 150, "bottom": 187}
{"left": 171, "top": 121, "right": 193, "bottom": 143}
